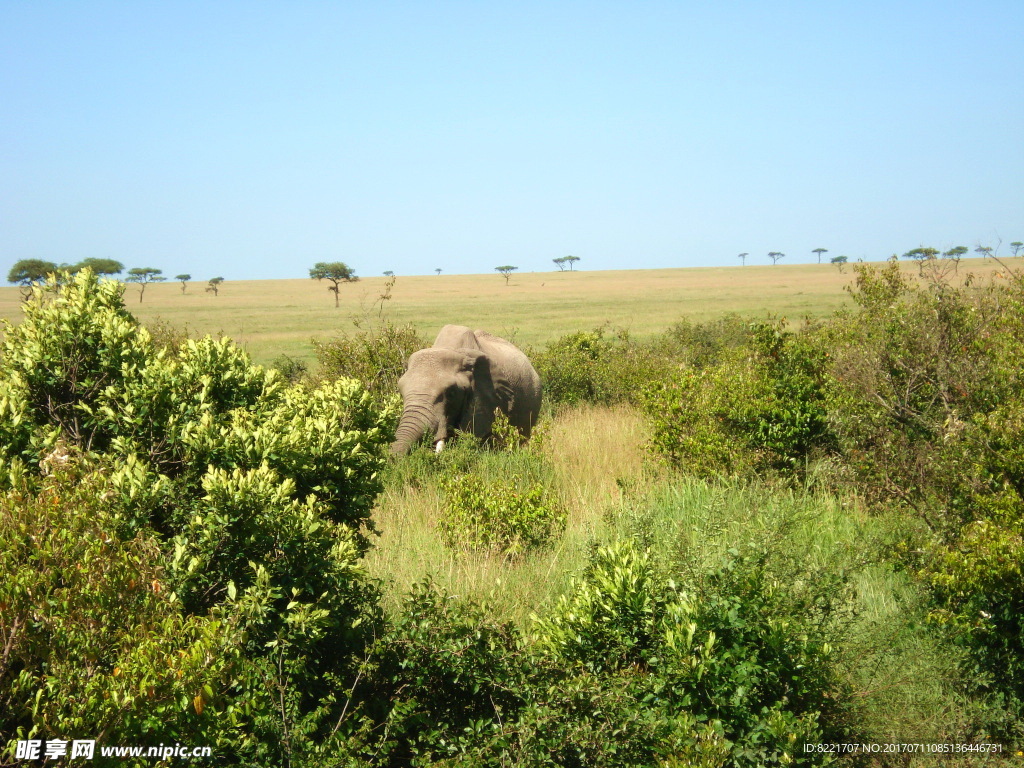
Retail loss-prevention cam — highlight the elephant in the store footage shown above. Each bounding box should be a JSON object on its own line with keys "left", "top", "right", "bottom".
{"left": 390, "top": 325, "right": 542, "bottom": 455}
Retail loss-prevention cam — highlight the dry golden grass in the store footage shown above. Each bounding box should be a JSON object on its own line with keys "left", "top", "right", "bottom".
{"left": 1, "top": 258, "right": 1006, "bottom": 367}
{"left": 538, "top": 403, "right": 658, "bottom": 521}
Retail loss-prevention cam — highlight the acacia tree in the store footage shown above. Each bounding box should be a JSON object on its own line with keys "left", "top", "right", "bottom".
{"left": 903, "top": 247, "right": 938, "bottom": 260}
{"left": 943, "top": 246, "right": 968, "bottom": 273}
{"left": 902, "top": 247, "right": 939, "bottom": 275}
{"left": 75, "top": 258, "right": 124, "bottom": 276}
{"left": 435, "top": 268, "right": 442, "bottom": 276}
{"left": 495, "top": 265, "right": 518, "bottom": 284}
{"left": 830, "top": 255, "right": 849, "bottom": 272}
{"left": 738, "top": 252, "right": 748, "bottom": 266}
{"left": 206, "top": 277, "right": 224, "bottom": 296}
{"left": 8, "top": 259, "right": 58, "bottom": 286}
{"left": 812, "top": 248, "right": 828, "bottom": 264}
{"left": 767, "top": 251, "right": 785, "bottom": 265}
{"left": 564, "top": 255, "right": 580, "bottom": 271}
{"left": 175, "top": 274, "right": 191, "bottom": 293}
{"left": 1011, "top": 241, "right": 1023, "bottom": 257}
{"left": 553, "top": 257, "right": 567, "bottom": 271}
{"left": 125, "top": 267, "right": 165, "bottom": 303}
{"left": 310, "top": 262, "right": 358, "bottom": 307}
{"left": 975, "top": 246, "right": 994, "bottom": 259}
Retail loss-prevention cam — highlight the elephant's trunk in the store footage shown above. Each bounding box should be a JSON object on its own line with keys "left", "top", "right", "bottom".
{"left": 390, "top": 400, "right": 438, "bottom": 455}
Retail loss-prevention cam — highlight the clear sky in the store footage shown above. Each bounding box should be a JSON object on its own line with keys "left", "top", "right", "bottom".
{"left": 2, "top": 1, "right": 1022, "bottom": 281}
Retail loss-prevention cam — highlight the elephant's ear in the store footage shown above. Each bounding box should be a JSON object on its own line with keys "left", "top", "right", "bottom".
{"left": 469, "top": 352, "right": 498, "bottom": 404}
{"left": 458, "top": 349, "right": 489, "bottom": 377}
{"left": 455, "top": 349, "right": 495, "bottom": 399}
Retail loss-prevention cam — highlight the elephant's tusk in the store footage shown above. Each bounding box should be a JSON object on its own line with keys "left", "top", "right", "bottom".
{"left": 435, "top": 439, "right": 445, "bottom": 453}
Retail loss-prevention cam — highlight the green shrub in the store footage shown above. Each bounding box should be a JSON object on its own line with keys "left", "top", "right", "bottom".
{"left": 534, "top": 317, "right": 756, "bottom": 410}
{"left": 354, "top": 582, "right": 527, "bottom": 766}
{"left": 642, "top": 260, "right": 1024, "bottom": 730}
{"left": 645, "top": 320, "right": 832, "bottom": 478}
{"left": 534, "top": 540, "right": 851, "bottom": 765}
{"left": 533, "top": 326, "right": 678, "bottom": 407}
{"left": 0, "top": 271, "right": 151, "bottom": 469}
{"left": 355, "top": 578, "right": 730, "bottom": 768}
{"left": 821, "top": 259, "right": 1015, "bottom": 512}
{"left": 439, "top": 473, "right": 566, "bottom": 557}
{"left": 270, "top": 353, "right": 309, "bottom": 384}
{"left": 312, "top": 319, "right": 424, "bottom": 397}
{"left": 818, "top": 261, "right": 1024, "bottom": 722}
{"left": 0, "top": 271, "right": 396, "bottom": 763}
{"left": 663, "top": 313, "right": 755, "bottom": 371}
{"left": 532, "top": 328, "right": 611, "bottom": 405}
{"left": 0, "top": 457, "right": 243, "bottom": 747}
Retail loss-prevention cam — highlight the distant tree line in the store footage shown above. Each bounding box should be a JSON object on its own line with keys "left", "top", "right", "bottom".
{"left": 6, "top": 259, "right": 226, "bottom": 303}
{"left": 728, "top": 243, "right": 1019, "bottom": 269}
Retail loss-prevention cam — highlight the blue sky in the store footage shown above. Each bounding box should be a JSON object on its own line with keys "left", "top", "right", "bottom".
{"left": 2, "top": 1, "right": 1022, "bottom": 281}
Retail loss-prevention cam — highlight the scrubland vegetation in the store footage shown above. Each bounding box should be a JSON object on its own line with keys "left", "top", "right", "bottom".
{"left": 3, "top": 258, "right": 1024, "bottom": 765}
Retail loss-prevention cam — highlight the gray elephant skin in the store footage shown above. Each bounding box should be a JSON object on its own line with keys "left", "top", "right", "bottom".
{"left": 390, "top": 325, "right": 542, "bottom": 455}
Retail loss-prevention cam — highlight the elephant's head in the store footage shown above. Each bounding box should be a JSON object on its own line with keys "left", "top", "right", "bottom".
{"left": 390, "top": 347, "right": 497, "bottom": 455}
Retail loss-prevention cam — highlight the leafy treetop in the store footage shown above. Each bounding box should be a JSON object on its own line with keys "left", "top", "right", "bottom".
{"left": 7, "top": 259, "right": 59, "bottom": 287}
{"left": 75, "top": 258, "right": 124, "bottom": 276}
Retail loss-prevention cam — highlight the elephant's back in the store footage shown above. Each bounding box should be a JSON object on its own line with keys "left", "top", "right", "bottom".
{"left": 433, "top": 324, "right": 478, "bottom": 350}
{"left": 474, "top": 331, "right": 535, "bottom": 373}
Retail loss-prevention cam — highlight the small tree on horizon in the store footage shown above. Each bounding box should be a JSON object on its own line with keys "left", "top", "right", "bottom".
{"left": 495, "top": 265, "right": 518, "bottom": 285}
{"left": 309, "top": 261, "right": 358, "bottom": 308}
{"left": 812, "top": 248, "right": 828, "bottom": 264}
{"left": 943, "top": 246, "right": 967, "bottom": 273}
{"left": 1010, "top": 241, "right": 1023, "bottom": 257}
{"left": 125, "top": 267, "right": 165, "bottom": 303}
{"left": 975, "top": 245, "right": 994, "bottom": 259}
{"left": 175, "top": 274, "right": 191, "bottom": 293}
{"left": 564, "top": 255, "right": 580, "bottom": 271}
{"left": 830, "top": 255, "right": 848, "bottom": 273}
{"left": 738, "top": 252, "right": 748, "bottom": 266}
{"left": 767, "top": 251, "right": 785, "bottom": 265}
{"left": 435, "top": 268, "right": 442, "bottom": 276}
{"left": 553, "top": 257, "right": 567, "bottom": 271}
{"left": 902, "top": 247, "right": 939, "bottom": 275}
{"left": 206, "top": 276, "right": 224, "bottom": 296}
{"left": 383, "top": 270, "right": 394, "bottom": 277}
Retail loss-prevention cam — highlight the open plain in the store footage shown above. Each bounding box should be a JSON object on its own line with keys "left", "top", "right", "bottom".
{"left": 0, "top": 258, "right": 1004, "bottom": 367}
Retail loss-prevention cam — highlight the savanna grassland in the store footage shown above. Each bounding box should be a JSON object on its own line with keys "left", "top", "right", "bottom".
{"left": 4, "top": 259, "right": 1001, "bottom": 367}
{"left": 3, "top": 257, "right": 1023, "bottom": 766}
